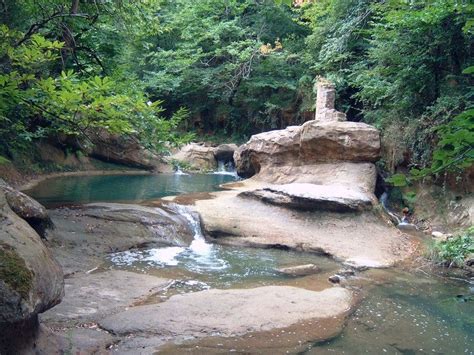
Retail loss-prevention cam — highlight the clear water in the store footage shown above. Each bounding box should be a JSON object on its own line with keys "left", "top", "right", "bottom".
{"left": 24, "top": 172, "right": 237, "bottom": 207}
{"left": 106, "top": 204, "right": 339, "bottom": 290}
{"left": 309, "top": 270, "right": 474, "bottom": 354}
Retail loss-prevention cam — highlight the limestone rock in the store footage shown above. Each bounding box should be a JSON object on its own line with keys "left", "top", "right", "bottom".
{"left": 240, "top": 183, "right": 373, "bottom": 212}
{"left": 99, "top": 286, "right": 352, "bottom": 337}
{"left": 276, "top": 264, "right": 321, "bottom": 276}
{"left": 171, "top": 143, "right": 217, "bottom": 171}
{"left": 0, "top": 191, "right": 63, "bottom": 325}
{"left": 314, "top": 80, "right": 346, "bottom": 122}
{"left": 0, "top": 178, "right": 52, "bottom": 238}
{"left": 214, "top": 143, "right": 238, "bottom": 163}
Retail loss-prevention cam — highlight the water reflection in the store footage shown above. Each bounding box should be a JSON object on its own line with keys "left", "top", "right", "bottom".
{"left": 24, "top": 173, "right": 237, "bottom": 207}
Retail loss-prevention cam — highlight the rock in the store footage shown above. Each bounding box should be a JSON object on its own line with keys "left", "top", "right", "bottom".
{"left": 431, "top": 231, "right": 446, "bottom": 238}
{"left": 0, "top": 178, "right": 52, "bottom": 238}
{"left": 171, "top": 143, "right": 217, "bottom": 171}
{"left": 314, "top": 80, "right": 346, "bottom": 122}
{"left": 276, "top": 264, "right": 321, "bottom": 276}
{"left": 89, "top": 129, "right": 163, "bottom": 170}
{"left": 0, "top": 190, "right": 63, "bottom": 325}
{"left": 234, "top": 121, "right": 380, "bottom": 178}
{"left": 299, "top": 121, "right": 381, "bottom": 163}
{"left": 100, "top": 286, "right": 352, "bottom": 338}
{"left": 328, "top": 275, "right": 342, "bottom": 284}
{"left": 47, "top": 203, "right": 195, "bottom": 274}
{"left": 40, "top": 271, "right": 170, "bottom": 325}
{"left": 240, "top": 183, "right": 373, "bottom": 212}
{"left": 191, "top": 186, "right": 413, "bottom": 269}
{"left": 214, "top": 143, "right": 239, "bottom": 163}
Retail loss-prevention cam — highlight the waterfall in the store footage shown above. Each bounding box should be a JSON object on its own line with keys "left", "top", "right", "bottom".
{"left": 213, "top": 159, "right": 238, "bottom": 177}
{"left": 379, "top": 192, "right": 401, "bottom": 225}
{"left": 173, "top": 204, "right": 213, "bottom": 256}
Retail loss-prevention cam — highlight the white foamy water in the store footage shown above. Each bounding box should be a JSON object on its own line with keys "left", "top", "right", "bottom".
{"left": 211, "top": 160, "right": 239, "bottom": 177}
{"left": 109, "top": 204, "right": 229, "bottom": 272}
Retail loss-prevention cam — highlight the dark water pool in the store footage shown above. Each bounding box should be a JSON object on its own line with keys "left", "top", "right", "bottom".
{"left": 24, "top": 172, "right": 237, "bottom": 207}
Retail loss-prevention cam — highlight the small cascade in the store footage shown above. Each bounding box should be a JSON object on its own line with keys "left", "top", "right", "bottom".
{"left": 110, "top": 204, "right": 228, "bottom": 271}
{"left": 379, "top": 192, "right": 418, "bottom": 230}
{"left": 174, "top": 166, "right": 189, "bottom": 176}
{"left": 173, "top": 204, "right": 213, "bottom": 256}
{"left": 213, "top": 159, "right": 238, "bottom": 177}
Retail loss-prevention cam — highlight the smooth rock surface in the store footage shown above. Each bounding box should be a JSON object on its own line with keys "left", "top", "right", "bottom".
{"left": 192, "top": 187, "right": 414, "bottom": 268}
{"left": 46, "top": 203, "right": 194, "bottom": 274}
{"left": 41, "top": 270, "right": 170, "bottom": 325}
{"left": 0, "top": 191, "right": 63, "bottom": 325}
{"left": 241, "top": 183, "right": 373, "bottom": 212}
{"left": 100, "top": 286, "right": 352, "bottom": 337}
{"left": 171, "top": 143, "right": 217, "bottom": 171}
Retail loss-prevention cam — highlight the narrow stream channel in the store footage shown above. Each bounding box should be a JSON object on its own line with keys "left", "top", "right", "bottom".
{"left": 25, "top": 173, "right": 474, "bottom": 353}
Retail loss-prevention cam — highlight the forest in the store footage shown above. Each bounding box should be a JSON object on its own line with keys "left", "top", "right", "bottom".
{"left": 1, "top": 0, "right": 473, "bottom": 181}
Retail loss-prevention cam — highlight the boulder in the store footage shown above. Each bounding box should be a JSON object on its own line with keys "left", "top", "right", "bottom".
{"left": 240, "top": 183, "right": 374, "bottom": 212}
{"left": 0, "top": 190, "right": 63, "bottom": 326}
{"left": 214, "top": 143, "right": 239, "bottom": 163}
{"left": 171, "top": 143, "right": 217, "bottom": 171}
{"left": 276, "top": 264, "right": 321, "bottom": 276}
{"left": 0, "top": 179, "right": 52, "bottom": 238}
{"left": 235, "top": 121, "right": 380, "bottom": 178}
{"left": 89, "top": 129, "right": 163, "bottom": 170}
{"left": 299, "top": 121, "right": 381, "bottom": 163}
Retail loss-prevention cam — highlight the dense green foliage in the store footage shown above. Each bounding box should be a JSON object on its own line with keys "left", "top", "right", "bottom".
{"left": 0, "top": 0, "right": 473, "bottom": 178}
{"left": 430, "top": 227, "right": 474, "bottom": 268}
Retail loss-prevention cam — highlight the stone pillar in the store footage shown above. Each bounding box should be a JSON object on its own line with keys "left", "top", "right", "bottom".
{"left": 315, "top": 79, "right": 346, "bottom": 122}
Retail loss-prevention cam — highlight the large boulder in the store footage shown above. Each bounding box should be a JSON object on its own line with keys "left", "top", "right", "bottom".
{"left": 0, "top": 179, "right": 52, "bottom": 238}
{"left": 89, "top": 129, "right": 164, "bottom": 171}
{"left": 235, "top": 121, "right": 380, "bottom": 178}
{"left": 171, "top": 143, "right": 217, "bottom": 171}
{"left": 0, "top": 190, "right": 63, "bottom": 350}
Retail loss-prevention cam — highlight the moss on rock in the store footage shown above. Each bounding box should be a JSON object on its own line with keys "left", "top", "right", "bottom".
{"left": 0, "top": 244, "right": 33, "bottom": 299}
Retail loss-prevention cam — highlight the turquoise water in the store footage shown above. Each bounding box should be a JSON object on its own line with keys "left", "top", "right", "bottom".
{"left": 24, "top": 173, "right": 237, "bottom": 207}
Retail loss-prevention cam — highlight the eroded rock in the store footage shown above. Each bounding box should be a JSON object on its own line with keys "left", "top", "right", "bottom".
{"left": 40, "top": 271, "right": 170, "bottom": 325}
{"left": 214, "top": 143, "right": 238, "bottom": 164}
{"left": 276, "top": 264, "right": 321, "bottom": 277}
{"left": 240, "top": 183, "right": 373, "bottom": 212}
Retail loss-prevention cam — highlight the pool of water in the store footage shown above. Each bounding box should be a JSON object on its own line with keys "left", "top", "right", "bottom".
{"left": 24, "top": 172, "right": 237, "bottom": 207}
{"left": 309, "top": 270, "right": 474, "bottom": 354}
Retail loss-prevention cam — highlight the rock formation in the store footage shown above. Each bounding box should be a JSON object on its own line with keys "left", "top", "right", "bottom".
{"left": 0, "top": 189, "right": 63, "bottom": 354}
{"left": 189, "top": 78, "right": 413, "bottom": 268}
{"left": 0, "top": 178, "right": 52, "bottom": 238}
{"left": 170, "top": 142, "right": 238, "bottom": 171}
{"left": 234, "top": 78, "right": 381, "bottom": 211}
